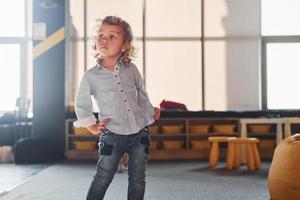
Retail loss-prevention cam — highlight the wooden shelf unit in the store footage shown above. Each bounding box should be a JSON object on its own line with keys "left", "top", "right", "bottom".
{"left": 65, "top": 119, "right": 98, "bottom": 160}
{"left": 65, "top": 117, "right": 241, "bottom": 160}
{"left": 149, "top": 118, "right": 240, "bottom": 160}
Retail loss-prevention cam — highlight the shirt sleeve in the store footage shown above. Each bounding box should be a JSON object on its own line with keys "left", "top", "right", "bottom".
{"left": 73, "top": 72, "right": 97, "bottom": 128}
{"left": 131, "top": 63, "right": 154, "bottom": 117}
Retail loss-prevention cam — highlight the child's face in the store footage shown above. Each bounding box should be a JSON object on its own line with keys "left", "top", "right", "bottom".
{"left": 96, "top": 23, "right": 126, "bottom": 60}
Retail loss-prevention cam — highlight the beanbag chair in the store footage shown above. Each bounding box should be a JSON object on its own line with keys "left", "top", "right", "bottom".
{"left": 268, "top": 134, "right": 300, "bottom": 200}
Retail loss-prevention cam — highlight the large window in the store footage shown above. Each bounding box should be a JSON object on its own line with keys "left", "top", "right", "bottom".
{"left": 262, "top": 0, "right": 300, "bottom": 109}
{"left": 68, "top": 0, "right": 202, "bottom": 111}
{"left": 204, "top": 0, "right": 260, "bottom": 111}
{"left": 266, "top": 43, "right": 300, "bottom": 109}
{"left": 145, "top": 0, "right": 202, "bottom": 111}
{"left": 0, "top": 44, "right": 20, "bottom": 111}
{"left": 67, "top": 0, "right": 261, "bottom": 111}
{"left": 261, "top": 0, "right": 300, "bottom": 36}
{"left": 0, "top": 0, "right": 30, "bottom": 113}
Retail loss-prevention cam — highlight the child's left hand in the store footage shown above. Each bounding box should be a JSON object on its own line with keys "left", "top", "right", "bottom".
{"left": 153, "top": 107, "right": 160, "bottom": 120}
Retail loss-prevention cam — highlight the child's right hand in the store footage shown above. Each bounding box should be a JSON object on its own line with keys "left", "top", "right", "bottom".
{"left": 87, "top": 118, "right": 110, "bottom": 135}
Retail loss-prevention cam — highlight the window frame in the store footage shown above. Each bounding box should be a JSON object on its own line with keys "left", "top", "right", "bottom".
{"left": 0, "top": 0, "right": 31, "bottom": 114}
{"left": 261, "top": 35, "right": 300, "bottom": 110}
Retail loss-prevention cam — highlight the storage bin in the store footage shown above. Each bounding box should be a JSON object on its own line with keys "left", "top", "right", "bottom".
{"left": 149, "top": 125, "right": 159, "bottom": 149}
{"left": 248, "top": 124, "right": 272, "bottom": 134}
{"left": 161, "top": 125, "right": 184, "bottom": 149}
{"left": 72, "top": 127, "right": 96, "bottom": 150}
{"left": 73, "top": 141, "right": 97, "bottom": 150}
{"left": 163, "top": 141, "right": 184, "bottom": 149}
{"left": 161, "top": 125, "right": 184, "bottom": 134}
{"left": 191, "top": 141, "right": 210, "bottom": 149}
{"left": 212, "top": 124, "right": 236, "bottom": 135}
{"left": 189, "top": 125, "right": 209, "bottom": 134}
{"left": 73, "top": 127, "right": 90, "bottom": 135}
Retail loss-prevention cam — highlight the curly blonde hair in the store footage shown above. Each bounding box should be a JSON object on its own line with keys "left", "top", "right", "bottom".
{"left": 92, "top": 16, "right": 136, "bottom": 66}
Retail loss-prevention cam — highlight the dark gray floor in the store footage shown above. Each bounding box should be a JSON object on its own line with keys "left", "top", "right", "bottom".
{"left": 0, "top": 161, "right": 271, "bottom": 200}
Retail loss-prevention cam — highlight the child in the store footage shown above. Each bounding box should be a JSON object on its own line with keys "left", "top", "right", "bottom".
{"left": 73, "top": 16, "right": 160, "bottom": 200}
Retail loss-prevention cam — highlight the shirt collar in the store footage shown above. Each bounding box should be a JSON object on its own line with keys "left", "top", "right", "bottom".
{"left": 96, "top": 59, "right": 124, "bottom": 71}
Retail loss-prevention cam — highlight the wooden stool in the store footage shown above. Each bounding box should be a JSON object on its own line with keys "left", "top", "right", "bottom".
{"left": 227, "top": 137, "right": 261, "bottom": 171}
{"left": 208, "top": 137, "right": 236, "bottom": 168}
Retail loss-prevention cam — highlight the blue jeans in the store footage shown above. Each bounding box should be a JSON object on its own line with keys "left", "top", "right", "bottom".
{"left": 86, "top": 127, "right": 150, "bottom": 200}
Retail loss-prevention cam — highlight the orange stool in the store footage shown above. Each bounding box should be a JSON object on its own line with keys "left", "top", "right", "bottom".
{"left": 208, "top": 137, "right": 236, "bottom": 168}
{"left": 227, "top": 137, "right": 261, "bottom": 171}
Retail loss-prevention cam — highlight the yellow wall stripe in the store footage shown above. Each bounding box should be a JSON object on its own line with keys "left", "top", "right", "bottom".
{"left": 33, "top": 27, "right": 65, "bottom": 59}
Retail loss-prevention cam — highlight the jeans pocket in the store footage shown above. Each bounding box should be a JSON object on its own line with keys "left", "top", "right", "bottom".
{"left": 140, "top": 128, "right": 151, "bottom": 155}
{"left": 99, "top": 131, "right": 114, "bottom": 155}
